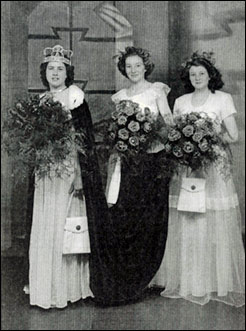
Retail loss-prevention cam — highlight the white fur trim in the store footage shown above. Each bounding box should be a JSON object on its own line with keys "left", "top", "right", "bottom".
{"left": 68, "top": 85, "right": 85, "bottom": 109}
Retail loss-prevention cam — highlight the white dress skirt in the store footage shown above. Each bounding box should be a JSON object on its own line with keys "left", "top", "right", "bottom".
{"left": 29, "top": 153, "right": 93, "bottom": 309}
{"left": 150, "top": 91, "right": 245, "bottom": 307}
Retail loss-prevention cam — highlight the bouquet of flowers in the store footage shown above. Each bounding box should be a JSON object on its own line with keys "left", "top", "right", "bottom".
{"left": 107, "top": 99, "right": 156, "bottom": 162}
{"left": 2, "top": 94, "right": 86, "bottom": 182}
{"left": 163, "top": 111, "right": 232, "bottom": 180}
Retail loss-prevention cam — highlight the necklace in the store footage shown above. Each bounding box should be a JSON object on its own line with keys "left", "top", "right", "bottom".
{"left": 50, "top": 86, "right": 67, "bottom": 94}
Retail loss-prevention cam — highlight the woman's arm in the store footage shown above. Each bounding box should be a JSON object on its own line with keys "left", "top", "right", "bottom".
{"left": 156, "top": 90, "right": 174, "bottom": 125}
{"left": 221, "top": 115, "right": 239, "bottom": 143}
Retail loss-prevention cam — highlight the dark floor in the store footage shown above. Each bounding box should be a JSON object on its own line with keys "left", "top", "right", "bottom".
{"left": 1, "top": 256, "right": 245, "bottom": 330}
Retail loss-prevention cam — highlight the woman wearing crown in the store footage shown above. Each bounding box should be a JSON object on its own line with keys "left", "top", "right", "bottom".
{"left": 150, "top": 51, "right": 245, "bottom": 307}
{"left": 26, "top": 45, "right": 112, "bottom": 309}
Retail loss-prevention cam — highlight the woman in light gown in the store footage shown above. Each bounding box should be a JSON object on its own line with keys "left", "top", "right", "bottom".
{"left": 27, "top": 45, "right": 99, "bottom": 309}
{"left": 97, "top": 46, "right": 173, "bottom": 305}
{"left": 151, "top": 51, "right": 245, "bottom": 307}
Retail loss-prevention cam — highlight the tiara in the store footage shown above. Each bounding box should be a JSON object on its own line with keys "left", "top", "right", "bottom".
{"left": 43, "top": 45, "right": 73, "bottom": 65}
{"left": 181, "top": 51, "right": 216, "bottom": 68}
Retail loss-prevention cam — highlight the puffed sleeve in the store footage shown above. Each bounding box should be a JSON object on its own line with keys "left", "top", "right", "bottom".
{"left": 152, "top": 82, "right": 171, "bottom": 98}
{"left": 220, "top": 92, "right": 237, "bottom": 122}
{"left": 111, "top": 89, "right": 126, "bottom": 104}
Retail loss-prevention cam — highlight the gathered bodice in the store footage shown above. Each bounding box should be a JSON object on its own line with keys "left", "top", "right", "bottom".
{"left": 173, "top": 90, "right": 237, "bottom": 123}
{"left": 112, "top": 82, "right": 170, "bottom": 121}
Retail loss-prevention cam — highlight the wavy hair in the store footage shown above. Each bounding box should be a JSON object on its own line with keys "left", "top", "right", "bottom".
{"left": 116, "top": 46, "right": 155, "bottom": 79}
{"left": 180, "top": 51, "right": 224, "bottom": 93}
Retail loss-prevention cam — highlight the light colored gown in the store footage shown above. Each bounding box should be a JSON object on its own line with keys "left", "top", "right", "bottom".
{"left": 29, "top": 85, "right": 93, "bottom": 309}
{"left": 151, "top": 90, "right": 245, "bottom": 307}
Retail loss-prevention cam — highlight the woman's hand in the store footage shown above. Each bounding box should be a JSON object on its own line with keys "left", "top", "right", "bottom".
{"left": 69, "top": 174, "right": 84, "bottom": 199}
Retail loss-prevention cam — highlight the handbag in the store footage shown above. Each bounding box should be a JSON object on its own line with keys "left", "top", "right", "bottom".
{"left": 177, "top": 177, "right": 206, "bottom": 213}
{"left": 63, "top": 191, "right": 91, "bottom": 254}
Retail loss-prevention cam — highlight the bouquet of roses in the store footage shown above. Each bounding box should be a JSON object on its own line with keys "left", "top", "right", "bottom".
{"left": 163, "top": 111, "right": 232, "bottom": 180}
{"left": 2, "top": 94, "right": 86, "bottom": 182}
{"left": 107, "top": 99, "right": 156, "bottom": 162}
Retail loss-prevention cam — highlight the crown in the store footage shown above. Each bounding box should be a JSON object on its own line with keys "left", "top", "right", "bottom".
{"left": 43, "top": 45, "right": 73, "bottom": 65}
{"left": 181, "top": 51, "right": 216, "bottom": 68}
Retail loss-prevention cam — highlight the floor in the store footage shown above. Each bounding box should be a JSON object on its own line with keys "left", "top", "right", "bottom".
{"left": 1, "top": 256, "right": 245, "bottom": 330}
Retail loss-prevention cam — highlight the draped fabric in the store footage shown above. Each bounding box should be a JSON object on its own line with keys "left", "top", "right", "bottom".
{"left": 71, "top": 101, "right": 170, "bottom": 305}
{"left": 26, "top": 101, "right": 169, "bottom": 306}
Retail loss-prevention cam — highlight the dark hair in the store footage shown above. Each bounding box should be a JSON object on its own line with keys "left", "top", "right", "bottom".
{"left": 116, "top": 46, "right": 155, "bottom": 79}
{"left": 180, "top": 51, "right": 224, "bottom": 93}
{"left": 40, "top": 62, "right": 75, "bottom": 89}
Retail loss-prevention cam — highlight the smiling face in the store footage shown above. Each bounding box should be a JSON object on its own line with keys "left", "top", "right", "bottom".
{"left": 189, "top": 65, "right": 210, "bottom": 91}
{"left": 125, "top": 55, "right": 146, "bottom": 83}
{"left": 46, "top": 61, "right": 67, "bottom": 90}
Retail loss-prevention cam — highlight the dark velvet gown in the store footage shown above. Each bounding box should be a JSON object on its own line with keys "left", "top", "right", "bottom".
{"left": 26, "top": 100, "right": 169, "bottom": 306}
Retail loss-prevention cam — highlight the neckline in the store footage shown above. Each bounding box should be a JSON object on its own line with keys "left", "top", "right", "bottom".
{"left": 125, "top": 83, "right": 153, "bottom": 98}
{"left": 50, "top": 86, "right": 67, "bottom": 94}
{"left": 190, "top": 91, "right": 211, "bottom": 108}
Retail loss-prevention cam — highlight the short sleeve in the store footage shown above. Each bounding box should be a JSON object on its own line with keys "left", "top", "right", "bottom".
{"left": 220, "top": 93, "right": 237, "bottom": 121}
{"left": 111, "top": 89, "right": 126, "bottom": 103}
{"left": 152, "top": 82, "right": 171, "bottom": 98}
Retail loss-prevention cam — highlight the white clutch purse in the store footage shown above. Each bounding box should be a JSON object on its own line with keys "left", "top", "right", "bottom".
{"left": 63, "top": 191, "right": 91, "bottom": 254}
{"left": 177, "top": 177, "right": 206, "bottom": 213}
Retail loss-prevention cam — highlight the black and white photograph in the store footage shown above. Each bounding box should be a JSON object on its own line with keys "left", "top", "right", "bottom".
{"left": 1, "top": 1, "right": 245, "bottom": 330}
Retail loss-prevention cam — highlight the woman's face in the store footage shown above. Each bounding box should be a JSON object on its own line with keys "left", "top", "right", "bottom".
{"left": 125, "top": 55, "right": 146, "bottom": 83}
{"left": 189, "top": 65, "right": 210, "bottom": 91}
{"left": 46, "top": 61, "right": 67, "bottom": 90}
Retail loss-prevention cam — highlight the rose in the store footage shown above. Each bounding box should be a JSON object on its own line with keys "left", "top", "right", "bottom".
{"left": 129, "top": 136, "right": 139, "bottom": 147}
{"left": 128, "top": 121, "right": 140, "bottom": 132}
{"left": 172, "top": 145, "right": 183, "bottom": 158}
{"left": 139, "top": 134, "right": 147, "bottom": 143}
{"left": 125, "top": 107, "right": 135, "bottom": 116}
{"left": 182, "top": 125, "right": 194, "bottom": 137}
{"left": 198, "top": 139, "right": 209, "bottom": 152}
{"left": 133, "top": 104, "right": 142, "bottom": 114}
{"left": 168, "top": 129, "right": 181, "bottom": 141}
{"left": 144, "top": 107, "right": 151, "bottom": 116}
{"left": 192, "top": 130, "right": 204, "bottom": 142}
{"left": 136, "top": 112, "right": 146, "bottom": 122}
{"left": 188, "top": 113, "right": 199, "bottom": 122}
{"left": 143, "top": 122, "right": 152, "bottom": 133}
{"left": 118, "top": 115, "right": 128, "bottom": 125}
{"left": 164, "top": 143, "right": 172, "bottom": 153}
{"left": 116, "top": 140, "right": 128, "bottom": 152}
{"left": 183, "top": 141, "right": 195, "bottom": 153}
{"left": 109, "top": 132, "right": 116, "bottom": 140}
{"left": 118, "top": 128, "right": 129, "bottom": 140}
{"left": 194, "top": 119, "right": 206, "bottom": 127}
{"left": 111, "top": 110, "right": 120, "bottom": 120}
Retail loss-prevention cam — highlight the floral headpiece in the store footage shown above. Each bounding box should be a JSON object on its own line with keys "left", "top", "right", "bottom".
{"left": 43, "top": 45, "right": 73, "bottom": 65}
{"left": 181, "top": 51, "right": 216, "bottom": 69}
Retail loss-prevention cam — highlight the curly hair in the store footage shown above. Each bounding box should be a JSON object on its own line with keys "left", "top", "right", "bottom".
{"left": 40, "top": 62, "right": 75, "bottom": 89}
{"left": 180, "top": 52, "right": 224, "bottom": 93}
{"left": 116, "top": 46, "right": 155, "bottom": 79}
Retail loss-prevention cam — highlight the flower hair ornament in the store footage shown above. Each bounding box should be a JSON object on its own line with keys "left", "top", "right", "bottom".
{"left": 43, "top": 45, "right": 73, "bottom": 65}
{"left": 181, "top": 51, "right": 216, "bottom": 69}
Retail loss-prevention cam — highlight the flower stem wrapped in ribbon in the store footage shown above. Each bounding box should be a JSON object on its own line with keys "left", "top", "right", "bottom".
{"left": 163, "top": 111, "right": 232, "bottom": 180}
{"left": 2, "top": 94, "right": 86, "bottom": 182}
